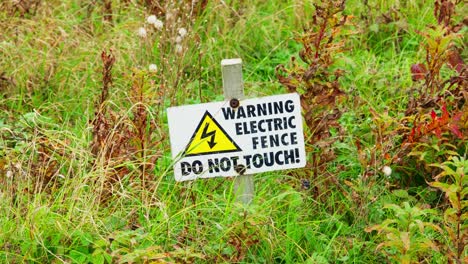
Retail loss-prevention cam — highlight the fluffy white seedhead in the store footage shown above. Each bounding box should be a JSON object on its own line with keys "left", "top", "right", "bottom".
{"left": 178, "top": 28, "right": 187, "bottom": 38}
{"left": 148, "top": 64, "right": 158, "bottom": 72}
{"left": 382, "top": 166, "right": 392, "bottom": 177}
{"left": 147, "top": 15, "right": 157, "bottom": 25}
{"left": 137, "top": 27, "right": 147, "bottom": 38}
{"left": 175, "top": 44, "right": 183, "bottom": 54}
{"left": 154, "top": 19, "right": 164, "bottom": 30}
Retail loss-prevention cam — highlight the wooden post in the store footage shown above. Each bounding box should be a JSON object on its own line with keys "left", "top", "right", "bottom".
{"left": 221, "top": 58, "right": 254, "bottom": 205}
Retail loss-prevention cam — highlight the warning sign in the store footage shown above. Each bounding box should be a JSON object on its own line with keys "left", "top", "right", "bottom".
{"left": 167, "top": 93, "right": 306, "bottom": 181}
{"left": 184, "top": 111, "right": 241, "bottom": 156}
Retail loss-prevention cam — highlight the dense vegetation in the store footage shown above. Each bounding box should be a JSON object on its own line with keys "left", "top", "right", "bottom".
{"left": 0, "top": 0, "right": 466, "bottom": 263}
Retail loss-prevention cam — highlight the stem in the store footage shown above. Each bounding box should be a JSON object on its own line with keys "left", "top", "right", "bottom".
{"left": 314, "top": 20, "right": 328, "bottom": 59}
{"left": 456, "top": 191, "right": 462, "bottom": 260}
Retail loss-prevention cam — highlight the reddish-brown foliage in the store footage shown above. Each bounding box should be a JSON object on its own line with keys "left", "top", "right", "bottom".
{"left": 276, "top": 0, "right": 350, "bottom": 197}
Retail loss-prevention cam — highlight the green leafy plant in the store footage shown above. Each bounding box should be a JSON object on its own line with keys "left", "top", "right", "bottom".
{"left": 366, "top": 202, "right": 442, "bottom": 263}
{"left": 405, "top": 0, "right": 466, "bottom": 134}
{"left": 430, "top": 155, "right": 467, "bottom": 263}
{"left": 2, "top": 0, "right": 467, "bottom": 263}
{"left": 391, "top": 0, "right": 466, "bottom": 184}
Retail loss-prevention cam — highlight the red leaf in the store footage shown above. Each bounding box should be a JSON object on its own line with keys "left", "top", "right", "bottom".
{"left": 447, "top": 49, "right": 465, "bottom": 73}
{"left": 449, "top": 124, "right": 463, "bottom": 139}
{"left": 441, "top": 104, "right": 447, "bottom": 113}
{"left": 408, "top": 127, "right": 416, "bottom": 142}
{"left": 440, "top": 104, "right": 450, "bottom": 122}
{"left": 431, "top": 109, "right": 437, "bottom": 121}
{"left": 435, "top": 127, "right": 442, "bottom": 138}
{"left": 410, "top": 63, "right": 427, "bottom": 81}
{"left": 449, "top": 111, "right": 464, "bottom": 139}
{"left": 452, "top": 111, "right": 462, "bottom": 122}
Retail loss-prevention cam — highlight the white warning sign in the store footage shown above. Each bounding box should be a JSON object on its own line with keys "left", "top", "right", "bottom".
{"left": 167, "top": 93, "right": 306, "bottom": 181}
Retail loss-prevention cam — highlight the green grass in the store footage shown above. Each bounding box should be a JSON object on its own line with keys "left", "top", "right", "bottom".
{"left": 1, "top": 0, "right": 466, "bottom": 263}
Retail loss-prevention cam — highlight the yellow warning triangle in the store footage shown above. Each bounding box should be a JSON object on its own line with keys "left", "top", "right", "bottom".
{"left": 184, "top": 111, "right": 241, "bottom": 156}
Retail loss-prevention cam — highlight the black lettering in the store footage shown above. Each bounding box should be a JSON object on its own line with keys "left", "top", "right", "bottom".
{"left": 290, "top": 132, "right": 298, "bottom": 145}
{"left": 273, "top": 101, "right": 283, "bottom": 114}
{"left": 237, "top": 107, "right": 246, "bottom": 118}
{"left": 275, "top": 151, "right": 284, "bottom": 165}
{"left": 181, "top": 162, "right": 191, "bottom": 176}
{"left": 192, "top": 160, "right": 203, "bottom": 174}
{"left": 246, "top": 105, "right": 256, "bottom": 118}
{"left": 281, "top": 133, "right": 289, "bottom": 145}
{"left": 254, "top": 132, "right": 297, "bottom": 148}
{"left": 235, "top": 122, "right": 243, "bottom": 135}
{"left": 270, "top": 134, "right": 279, "bottom": 147}
{"left": 222, "top": 107, "right": 236, "bottom": 120}
{"left": 208, "top": 157, "right": 239, "bottom": 172}
{"left": 222, "top": 99, "right": 296, "bottom": 120}
{"left": 261, "top": 135, "right": 268, "bottom": 148}
{"left": 208, "top": 158, "right": 220, "bottom": 173}
{"left": 264, "top": 152, "right": 274, "bottom": 167}
{"left": 252, "top": 154, "right": 263, "bottom": 168}
{"left": 244, "top": 155, "right": 252, "bottom": 168}
{"left": 230, "top": 156, "right": 239, "bottom": 168}
{"left": 283, "top": 149, "right": 296, "bottom": 165}
{"left": 250, "top": 121, "right": 258, "bottom": 134}
{"left": 252, "top": 137, "right": 260, "bottom": 150}
{"left": 265, "top": 118, "right": 274, "bottom": 130}
{"left": 258, "top": 120, "right": 266, "bottom": 132}
{"left": 257, "top": 103, "right": 267, "bottom": 116}
{"left": 274, "top": 118, "right": 283, "bottom": 130}
{"left": 288, "top": 116, "right": 296, "bottom": 128}
{"left": 242, "top": 122, "right": 250, "bottom": 134}
{"left": 285, "top": 100, "right": 294, "bottom": 113}
{"left": 220, "top": 157, "right": 231, "bottom": 171}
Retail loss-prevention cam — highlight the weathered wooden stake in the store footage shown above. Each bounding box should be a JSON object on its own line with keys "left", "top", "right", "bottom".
{"left": 221, "top": 58, "right": 254, "bottom": 205}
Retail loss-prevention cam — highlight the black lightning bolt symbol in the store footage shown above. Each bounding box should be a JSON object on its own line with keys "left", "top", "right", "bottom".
{"left": 201, "top": 123, "right": 217, "bottom": 149}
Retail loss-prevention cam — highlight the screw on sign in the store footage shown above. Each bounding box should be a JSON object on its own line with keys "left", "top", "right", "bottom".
{"left": 230, "top": 98, "right": 240, "bottom": 108}
{"left": 166, "top": 59, "right": 306, "bottom": 204}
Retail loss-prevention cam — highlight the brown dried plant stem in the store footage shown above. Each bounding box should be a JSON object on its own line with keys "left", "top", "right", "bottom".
{"left": 102, "top": 0, "right": 113, "bottom": 23}
{"left": 130, "top": 73, "right": 150, "bottom": 190}
{"left": 91, "top": 50, "right": 115, "bottom": 156}
{"left": 276, "top": 0, "right": 348, "bottom": 197}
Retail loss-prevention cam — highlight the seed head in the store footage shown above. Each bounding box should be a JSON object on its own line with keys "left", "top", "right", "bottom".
{"left": 178, "top": 28, "right": 187, "bottom": 38}
{"left": 166, "top": 12, "right": 173, "bottom": 21}
{"left": 147, "top": 15, "right": 157, "bottom": 25}
{"left": 382, "top": 166, "right": 392, "bottom": 177}
{"left": 175, "top": 36, "right": 182, "bottom": 44}
{"left": 175, "top": 44, "right": 183, "bottom": 54}
{"left": 148, "top": 64, "right": 158, "bottom": 72}
{"left": 154, "top": 19, "right": 164, "bottom": 30}
{"left": 137, "top": 27, "right": 147, "bottom": 38}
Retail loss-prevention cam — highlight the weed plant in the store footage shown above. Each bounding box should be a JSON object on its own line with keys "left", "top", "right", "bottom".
{"left": 0, "top": 0, "right": 466, "bottom": 263}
